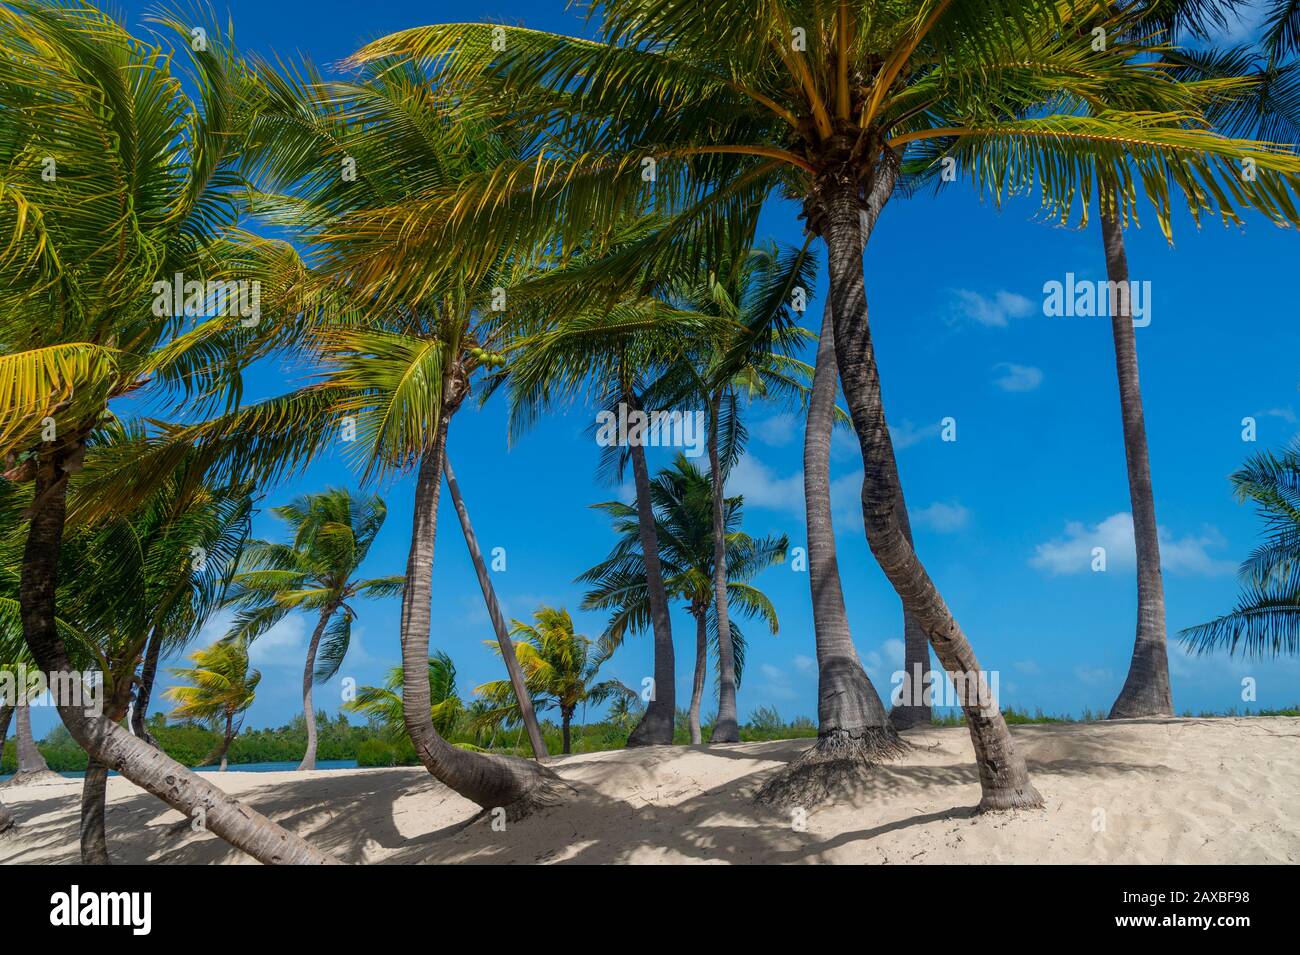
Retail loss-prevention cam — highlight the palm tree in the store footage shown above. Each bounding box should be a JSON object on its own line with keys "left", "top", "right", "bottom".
{"left": 344, "top": 652, "right": 464, "bottom": 740}
{"left": 579, "top": 454, "right": 787, "bottom": 744}
{"left": 224, "top": 488, "right": 403, "bottom": 770}
{"left": 650, "top": 240, "right": 814, "bottom": 742}
{"left": 476, "top": 607, "right": 635, "bottom": 755}
{"left": 1181, "top": 445, "right": 1300, "bottom": 658}
{"left": 352, "top": 0, "right": 1300, "bottom": 811}
{"left": 205, "top": 58, "right": 562, "bottom": 812}
{"left": 0, "top": 2, "right": 335, "bottom": 862}
{"left": 164, "top": 638, "right": 261, "bottom": 771}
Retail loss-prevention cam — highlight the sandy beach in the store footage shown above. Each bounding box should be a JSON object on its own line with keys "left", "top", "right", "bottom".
{"left": 1, "top": 717, "right": 1295, "bottom": 865}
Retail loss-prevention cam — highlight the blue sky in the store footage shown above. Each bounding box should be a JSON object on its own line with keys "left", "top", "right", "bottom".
{"left": 33, "top": 0, "right": 1300, "bottom": 735}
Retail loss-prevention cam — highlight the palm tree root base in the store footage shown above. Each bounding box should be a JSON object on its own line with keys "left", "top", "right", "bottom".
{"left": 976, "top": 782, "right": 1045, "bottom": 814}
{"left": 753, "top": 727, "right": 908, "bottom": 809}
{"left": 493, "top": 772, "right": 575, "bottom": 823}
{"left": 0, "top": 769, "right": 64, "bottom": 788}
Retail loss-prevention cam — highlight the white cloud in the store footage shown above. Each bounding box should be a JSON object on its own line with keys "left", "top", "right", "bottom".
{"left": 1030, "top": 513, "right": 1235, "bottom": 577}
{"left": 754, "top": 412, "right": 798, "bottom": 447}
{"left": 859, "top": 638, "right": 906, "bottom": 683}
{"left": 1259, "top": 407, "right": 1296, "bottom": 424}
{"left": 992, "top": 362, "right": 1043, "bottom": 392}
{"left": 1073, "top": 665, "right": 1114, "bottom": 686}
{"left": 912, "top": 500, "right": 970, "bottom": 534}
{"left": 792, "top": 654, "right": 815, "bottom": 673}
{"left": 726, "top": 452, "right": 803, "bottom": 514}
{"left": 950, "top": 289, "right": 1034, "bottom": 328}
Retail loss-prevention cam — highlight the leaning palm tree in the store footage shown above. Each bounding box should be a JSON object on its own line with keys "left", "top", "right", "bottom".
{"left": 0, "top": 2, "right": 335, "bottom": 862}
{"left": 1181, "top": 444, "right": 1300, "bottom": 658}
{"left": 353, "top": 0, "right": 1300, "bottom": 811}
{"left": 649, "top": 239, "right": 814, "bottom": 742}
{"left": 579, "top": 454, "right": 787, "bottom": 744}
{"left": 476, "top": 607, "right": 635, "bottom": 755}
{"left": 164, "top": 638, "right": 261, "bottom": 771}
{"left": 224, "top": 488, "right": 403, "bottom": 770}
{"left": 344, "top": 652, "right": 464, "bottom": 741}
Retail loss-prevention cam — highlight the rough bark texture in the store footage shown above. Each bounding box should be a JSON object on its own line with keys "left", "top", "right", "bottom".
{"left": 1101, "top": 213, "right": 1174, "bottom": 720}
{"left": 0, "top": 705, "right": 12, "bottom": 759}
{"left": 687, "top": 607, "right": 708, "bottom": 744}
{"left": 707, "top": 395, "right": 740, "bottom": 742}
{"left": 20, "top": 451, "right": 339, "bottom": 864}
{"left": 131, "top": 628, "right": 162, "bottom": 745}
{"left": 891, "top": 499, "right": 933, "bottom": 730}
{"left": 443, "top": 453, "right": 548, "bottom": 760}
{"left": 816, "top": 164, "right": 1042, "bottom": 812}
{"left": 12, "top": 698, "right": 56, "bottom": 783}
{"left": 624, "top": 388, "right": 677, "bottom": 746}
{"left": 297, "top": 607, "right": 333, "bottom": 771}
{"left": 399, "top": 418, "right": 562, "bottom": 819}
{"left": 80, "top": 758, "right": 111, "bottom": 864}
{"left": 216, "top": 712, "right": 235, "bottom": 772}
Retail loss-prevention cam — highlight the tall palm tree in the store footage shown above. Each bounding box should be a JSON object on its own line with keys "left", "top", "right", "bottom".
{"left": 344, "top": 652, "right": 464, "bottom": 740}
{"left": 650, "top": 240, "right": 814, "bottom": 742}
{"left": 476, "top": 607, "right": 635, "bottom": 755}
{"left": 353, "top": 0, "right": 1300, "bottom": 811}
{"left": 201, "top": 58, "right": 562, "bottom": 811}
{"left": 224, "top": 488, "right": 403, "bottom": 770}
{"left": 579, "top": 454, "right": 787, "bottom": 744}
{"left": 1181, "top": 444, "right": 1300, "bottom": 658}
{"left": 0, "top": 2, "right": 335, "bottom": 862}
{"left": 164, "top": 638, "right": 261, "bottom": 772}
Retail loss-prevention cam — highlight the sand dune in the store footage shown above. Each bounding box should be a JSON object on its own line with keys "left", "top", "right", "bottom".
{"left": 1, "top": 717, "right": 1295, "bottom": 864}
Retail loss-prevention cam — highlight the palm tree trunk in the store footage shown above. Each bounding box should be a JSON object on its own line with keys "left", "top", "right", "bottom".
{"left": 399, "top": 416, "right": 561, "bottom": 818}
{"left": 19, "top": 451, "right": 339, "bottom": 863}
{"left": 707, "top": 393, "right": 741, "bottom": 742}
{"left": 818, "top": 170, "right": 1041, "bottom": 812}
{"left": 561, "top": 707, "right": 573, "bottom": 755}
{"left": 1100, "top": 212, "right": 1174, "bottom": 719}
{"left": 688, "top": 607, "right": 707, "bottom": 744}
{"left": 14, "top": 698, "right": 51, "bottom": 776}
{"left": 215, "top": 712, "right": 235, "bottom": 772}
{"left": 297, "top": 606, "right": 334, "bottom": 771}
{"left": 80, "top": 758, "right": 111, "bottom": 864}
{"left": 443, "top": 453, "right": 548, "bottom": 760}
{"left": 624, "top": 388, "right": 677, "bottom": 746}
{"left": 756, "top": 296, "right": 904, "bottom": 807}
{"left": 0, "top": 704, "right": 12, "bottom": 766}
{"left": 130, "top": 628, "right": 161, "bottom": 745}
{"left": 891, "top": 501, "right": 933, "bottom": 730}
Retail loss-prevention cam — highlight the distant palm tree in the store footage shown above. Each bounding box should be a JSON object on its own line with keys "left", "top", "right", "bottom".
{"left": 1181, "top": 446, "right": 1300, "bottom": 658}
{"left": 224, "top": 488, "right": 402, "bottom": 770}
{"left": 164, "top": 639, "right": 261, "bottom": 772}
{"left": 476, "top": 607, "right": 635, "bottom": 755}
{"left": 344, "top": 652, "right": 464, "bottom": 741}
{"left": 579, "top": 455, "right": 786, "bottom": 744}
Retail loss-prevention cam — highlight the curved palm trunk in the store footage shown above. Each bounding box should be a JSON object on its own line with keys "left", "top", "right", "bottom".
{"left": 20, "top": 453, "right": 339, "bottom": 864}
{"left": 756, "top": 296, "right": 904, "bottom": 807}
{"left": 1100, "top": 213, "right": 1174, "bottom": 719}
{"left": 399, "top": 417, "right": 560, "bottom": 818}
{"left": 891, "top": 503, "right": 933, "bottom": 730}
{"left": 130, "top": 628, "right": 162, "bottom": 745}
{"left": 707, "top": 395, "right": 741, "bottom": 742}
{"left": 443, "top": 454, "right": 548, "bottom": 760}
{"left": 687, "top": 607, "right": 708, "bottom": 744}
{"left": 216, "top": 712, "right": 235, "bottom": 772}
{"left": 820, "top": 171, "right": 1041, "bottom": 812}
{"left": 624, "top": 388, "right": 677, "bottom": 746}
{"left": 297, "top": 606, "right": 334, "bottom": 771}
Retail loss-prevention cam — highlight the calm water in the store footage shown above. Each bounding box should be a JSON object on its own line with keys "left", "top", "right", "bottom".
{"left": 0, "top": 758, "right": 358, "bottom": 782}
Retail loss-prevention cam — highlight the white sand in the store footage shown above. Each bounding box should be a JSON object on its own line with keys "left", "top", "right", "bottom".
{"left": 1, "top": 717, "right": 1295, "bottom": 864}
